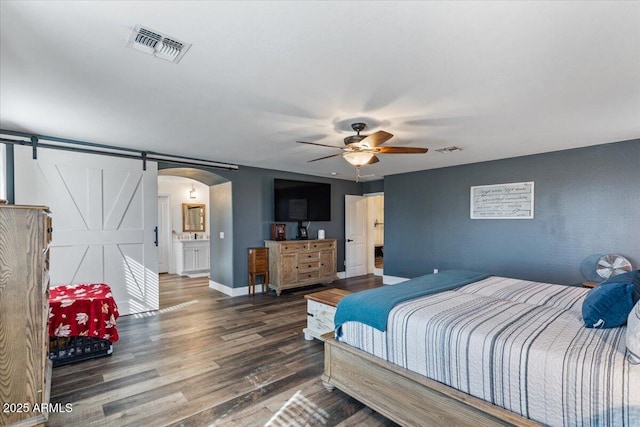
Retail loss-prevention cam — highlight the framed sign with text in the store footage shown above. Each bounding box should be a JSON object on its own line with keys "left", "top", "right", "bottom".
{"left": 470, "top": 181, "right": 534, "bottom": 219}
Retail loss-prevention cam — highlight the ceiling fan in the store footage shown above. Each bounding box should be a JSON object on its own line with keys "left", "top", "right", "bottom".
{"left": 296, "top": 122, "right": 429, "bottom": 179}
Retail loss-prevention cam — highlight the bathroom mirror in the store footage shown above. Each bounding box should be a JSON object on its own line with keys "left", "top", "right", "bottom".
{"left": 182, "top": 203, "right": 205, "bottom": 232}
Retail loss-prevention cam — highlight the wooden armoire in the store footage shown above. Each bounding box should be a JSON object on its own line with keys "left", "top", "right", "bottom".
{"left": 0, "top": 205, "right": 53, "bottom": 426}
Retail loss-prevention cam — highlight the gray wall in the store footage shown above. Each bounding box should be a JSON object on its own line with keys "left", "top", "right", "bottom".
{"left": 160, "top": 164, "right": 362, "bottom": 289}
{"left": 223, "top": 166, "right": 360, "bottom": 287}
{"left": 384, "top": 139, "right": 640, "bottom": 285}
{"left": 363, "top": 179, "right": 384, "bottom": 194}
{"left": 209, "top": 181, "right": 233, "bottom": 285}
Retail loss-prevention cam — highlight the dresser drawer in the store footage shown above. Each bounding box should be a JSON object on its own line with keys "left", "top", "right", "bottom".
{"left": 45, "top": 215, "right": 53, "bottom": 245}
{"left": 299, "top": 251, "right": 320, "bottom": 262}
{"left": 248, "top": 247, "right": 268, "bottom": 265}
{"left": 308, "top": 299, "right": 337, "bottom": 317}
{"left": 308, "top": 315, "right": 334, "bottom": 335}
{"left": 307, "top": 300, "right": 337, "bottom": 332}
{"left": 280, "top": 242, "right": 309, "bottom": 252}
{"left": 298, "top": 261, "right": 320, "bottom": 272}
{"left": 309, "top": 241, "right": 335, "bottom": 250}
{"left": 249, "top": 258, "right": 268, "bottom": 270}
{"left": 298, "top": 270, "right": 320, "bottom": 281}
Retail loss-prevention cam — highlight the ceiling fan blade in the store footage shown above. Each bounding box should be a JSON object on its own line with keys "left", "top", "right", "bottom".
{"left": 360, "top": 130, "right": 393, "bottom": 147}
{"left": 367, "top": 155, "right": 380, "bottom": 165}
{"left": 374, "top": 146, "right": 429, "bottom": 154}
{"left": 296, "top": 141, "right": 343, "bottom": 149}
{"left": 307, "top": 153, "right": 345, "bottom": 162}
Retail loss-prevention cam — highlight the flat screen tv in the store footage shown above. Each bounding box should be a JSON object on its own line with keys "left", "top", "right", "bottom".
{"left": 274, "top": 179, "right": 331, "bottom": 222}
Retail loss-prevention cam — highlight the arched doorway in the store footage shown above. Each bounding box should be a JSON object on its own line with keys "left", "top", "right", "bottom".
{"left": 157, "top": 175, "right": 210, "bottom": 274}
{"left": 158, "top": 167, "right": 233, "bottom": 298}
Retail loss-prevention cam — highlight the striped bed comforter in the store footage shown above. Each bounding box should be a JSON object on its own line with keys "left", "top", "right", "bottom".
{"left": 338, "top": 276, "right": 640, "bottom": 426}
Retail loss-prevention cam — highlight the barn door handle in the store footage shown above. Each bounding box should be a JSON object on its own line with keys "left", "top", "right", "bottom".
{"left": 346, "top": 239, "right": 353, "bottom": 242}
{"left": 154, "top": 226, "right": 158, "bottom": 246}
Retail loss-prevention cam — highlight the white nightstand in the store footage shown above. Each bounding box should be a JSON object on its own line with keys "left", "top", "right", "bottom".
{"left": 303, "top": 288, "right": 352, "bottom": 341}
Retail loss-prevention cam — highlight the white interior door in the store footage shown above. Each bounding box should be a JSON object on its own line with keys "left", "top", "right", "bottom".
{"left": 158, "top": 194, "right": 171, "bottom": 273}
{"left": 345, "top": 195, "right": 368, "bottom": 278}
{"left": 14, "top": 146, "right": 159, "bottom": 315}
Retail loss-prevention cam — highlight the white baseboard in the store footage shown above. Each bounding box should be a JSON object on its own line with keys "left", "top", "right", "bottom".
{"left": 210, "top": 272, "right": 347, "bottom": 297}
{"left": 208, "top": 279, "right": 267, "bottom": 297}
{"left": 373, "top": 267, "right": 383, "bottom": 277}
{"left": 186, "top": 272, "right": 210, "bottom": 278}
{"left": 382, "top": 275, "right": 409, "bottom": 285}
{"left": 336, "top": 271, "right": 346, "bottom": 279}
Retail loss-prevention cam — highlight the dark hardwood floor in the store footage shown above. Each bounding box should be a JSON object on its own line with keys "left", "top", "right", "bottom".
{"left": 47, "top": 274, "right": 398, "bottom": 426}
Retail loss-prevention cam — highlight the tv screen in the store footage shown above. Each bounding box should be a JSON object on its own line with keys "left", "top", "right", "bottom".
{"left": 274, "top": 179, "right": 331, "bottom": 222}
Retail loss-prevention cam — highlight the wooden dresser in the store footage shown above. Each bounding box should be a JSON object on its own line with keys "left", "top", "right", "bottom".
{"left": 265, "top": 239, "right": 337, "bottom": 295}
{"left": 0, "top": 205, "right": 53, "bottom": 426}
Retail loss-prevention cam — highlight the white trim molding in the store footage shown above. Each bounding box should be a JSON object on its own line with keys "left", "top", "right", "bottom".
{"left": 209, "top": 279, "right": 267, "bottom": 297}
{"left": 382, "top": 275, "right": 409, "bottom": 285}
{"left": 209, "top": 275, "right": 348, "bottom": 297}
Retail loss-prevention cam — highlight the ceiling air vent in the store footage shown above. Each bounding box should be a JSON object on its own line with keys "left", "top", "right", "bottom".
{"left": 435, "top": 146, "right": 463, "bottom": 154}
{"left": 127, "top": 25, "right": 191, "bottom": 64}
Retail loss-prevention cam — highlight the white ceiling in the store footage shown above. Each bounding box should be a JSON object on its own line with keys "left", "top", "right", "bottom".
{"left": 1, "top": 1, "right": 639, "bottom": 181}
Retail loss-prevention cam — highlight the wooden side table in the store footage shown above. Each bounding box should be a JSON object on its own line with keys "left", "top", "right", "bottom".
{"left": 303, "top": 288, "right": 352, "bottom": 341}
{"left": 248, "top": 247, "right": 269, "bottom": 295}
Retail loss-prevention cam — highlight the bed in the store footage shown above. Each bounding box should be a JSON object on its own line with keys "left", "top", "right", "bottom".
{"left": 321, "top": 271, "right": 640, "bottom": 426}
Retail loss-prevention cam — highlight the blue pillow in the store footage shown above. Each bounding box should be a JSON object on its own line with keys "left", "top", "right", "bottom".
{"left": 582, "top": 282, "right": 634, "bottom": 328}
{"left": 602, "top": 270, "right": 640, "bottom": 304}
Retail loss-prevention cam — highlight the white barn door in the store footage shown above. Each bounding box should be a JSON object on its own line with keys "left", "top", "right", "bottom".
{"left": 14, "top": 146, "right": 159, "bottom": 315}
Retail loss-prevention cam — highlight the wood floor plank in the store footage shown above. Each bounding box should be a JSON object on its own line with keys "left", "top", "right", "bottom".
{"left": 51, "top": 358, "right": 221, "bottom": 414}
{"left": 97, "top": 392, "right": 189, "bottom": 426}
{"left": 336, "top": 407, "right": 398, "bottom": 427}
{"left": 46, "top": 273, "right": 395, "bottom": 426}
{"left": 51, "top": 369, "right": 160, "bottom": 404}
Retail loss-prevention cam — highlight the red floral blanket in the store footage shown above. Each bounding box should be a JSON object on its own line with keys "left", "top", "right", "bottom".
{"left": 48, "top": 283, "right": 119, "bottom": 343}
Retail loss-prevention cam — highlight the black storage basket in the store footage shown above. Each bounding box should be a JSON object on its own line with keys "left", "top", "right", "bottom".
{"left": 48, "top": 336, "right": 113, "bottom": 367}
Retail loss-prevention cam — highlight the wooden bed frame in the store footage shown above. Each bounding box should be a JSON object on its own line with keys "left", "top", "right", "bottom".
{"left": 321, "top": 334, "right": 541, "bottom": 427}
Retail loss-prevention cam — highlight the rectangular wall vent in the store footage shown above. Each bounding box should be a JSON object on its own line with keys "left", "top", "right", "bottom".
{"left": 435, "top": 146, "right": 463, "bottom": 153}
{"left": 127, "top": 25, "right": 191, "bottom": 64}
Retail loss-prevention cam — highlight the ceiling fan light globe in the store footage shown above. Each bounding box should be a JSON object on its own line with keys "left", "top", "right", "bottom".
{"left": 344, "top": 152, "right": 374, "bottom": 166}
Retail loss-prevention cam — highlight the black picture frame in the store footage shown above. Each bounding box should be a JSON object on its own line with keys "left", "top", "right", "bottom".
{"left": 297, "top": 226, "right": 308, "bottom": 240}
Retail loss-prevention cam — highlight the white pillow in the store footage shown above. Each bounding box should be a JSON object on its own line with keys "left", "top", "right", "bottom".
{"left": 628, "top": 300, "right": 640, "bottom": 364}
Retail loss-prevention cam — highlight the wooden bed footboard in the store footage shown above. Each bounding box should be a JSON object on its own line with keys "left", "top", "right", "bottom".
{"left": 321, "top": 335, "right": 540, "bottom": 427}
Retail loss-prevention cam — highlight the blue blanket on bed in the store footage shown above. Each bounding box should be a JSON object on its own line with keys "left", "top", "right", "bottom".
{"left": 334, "top": 270, "right": 489, "bottom": 336}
